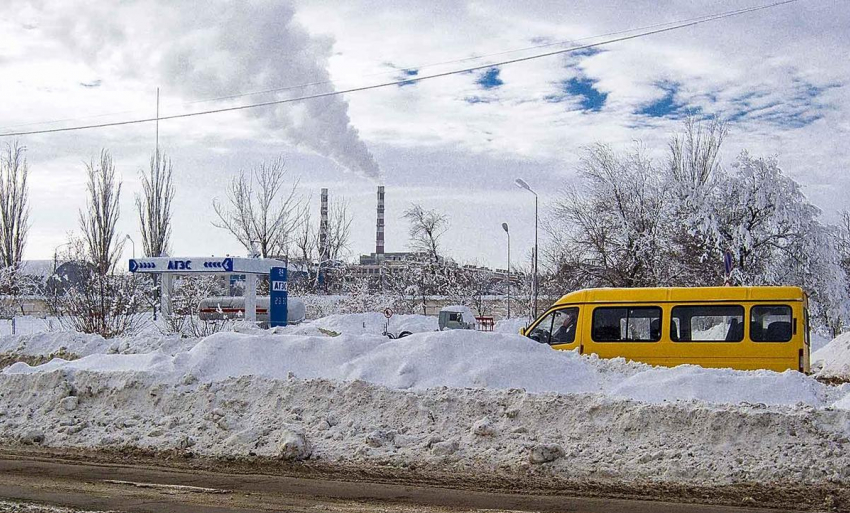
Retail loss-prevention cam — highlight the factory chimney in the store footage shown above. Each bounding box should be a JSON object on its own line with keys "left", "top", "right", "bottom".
{"left": 319, "top": 188, "right": 329, "bottom": 261}
{"left": 376, "top": 186, "right": 385, "bottom": 257}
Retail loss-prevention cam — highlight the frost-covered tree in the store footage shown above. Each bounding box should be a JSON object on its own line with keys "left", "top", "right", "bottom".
{"left": 444, "top": 264, "right": 497, "bottom": 316}
{"left": 543, "top": 119, "right": 849, "bottom": 331}
{"left": 716, "top": 153, "right": 820, "bottom": 284}
{"left": 48, "top": 235, "right": 144, "bottom": 338}
{"left": 213, "top": 158, "right": 303, "bottom": 258}
{"left": 337, "top": 266, "right": 395, "bottom": 314}
{"left": 136, "top": 151, "right": 174, "bottom": 257}
{"left": 786, "top": 223, "right": 848, "bottom": 336}
{"left": 378, "top": 204, "right": 453, "bottom": 314}
{"left": 547, "top": 143, "right": 666, "bottom": 288}
{"left": 55, "top": 272, "right": 145, "bottom": 337}
{"left": 838, "top": 210, "right": 850, "bottom": 289}
{"left": 664, "top": 117, "right": 727, "bottom": 285}
{"left": 0, "top": 265, "right": 37, "bottom": 319}
{"left": 0, "top": 142, "right": 30, "bottom": 268}
{"left": 57, "top": 156, "right": 147, "bottom": 338}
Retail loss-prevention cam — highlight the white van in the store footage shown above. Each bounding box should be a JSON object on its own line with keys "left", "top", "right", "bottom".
{"left": 438, "top": 305, "right": 477, "bottom": 330}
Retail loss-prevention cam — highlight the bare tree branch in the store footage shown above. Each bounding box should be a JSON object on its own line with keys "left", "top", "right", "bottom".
{"left": 136, "top": 151, "right": 175, "bottom": 257}
{"left": 79, "top": 149, "right": 123, "bottom": 276}
{"left": 212, "top": 158, "right": 303, "bottom": 258}
{"left": 403, "top": 203, "right": 448, "bottom": 262}
{"left": 0, "top": 142, "right": 30, "bottom": 268}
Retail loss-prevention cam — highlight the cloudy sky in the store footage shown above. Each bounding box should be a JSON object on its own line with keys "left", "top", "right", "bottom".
{"left": 0, "top": 0, "right": 847, "bottom": 270}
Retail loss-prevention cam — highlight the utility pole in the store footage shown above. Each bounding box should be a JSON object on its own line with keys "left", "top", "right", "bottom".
{"left": 515, "top": 178, "right": 539, "bottom": 319}
{"left": 155, "top": 87, "right": 160, "bottom": 159}
{"left": 502, "top": 222, "right": 510, "bottom": 319}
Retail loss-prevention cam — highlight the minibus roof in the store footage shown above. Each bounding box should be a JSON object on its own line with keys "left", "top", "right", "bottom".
{"left": 554, "top": 286, "right": 806, "bottom": 305}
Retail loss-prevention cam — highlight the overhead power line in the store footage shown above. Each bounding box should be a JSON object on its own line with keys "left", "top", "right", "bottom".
{"left": 0, "top": 0, "right": 799, "bottom": 138}
{"left": 0, "top": 3, "right": 784, "bottom": 133}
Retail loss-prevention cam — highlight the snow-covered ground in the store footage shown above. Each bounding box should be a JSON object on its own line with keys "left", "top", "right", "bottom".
{"left": 2, "top": 314, "right": 850, "bottom": 491}
{"left": 278, "top": 312, "right": 438, "bottom": 337}
{"left": 813, "top": 332, "right": 850, "bottom": 380}
{"left": 0, "top": 316, "right": 61, "bottom": 336}
{"left": 4, "top": 328, "right": 850, "bottom": 407}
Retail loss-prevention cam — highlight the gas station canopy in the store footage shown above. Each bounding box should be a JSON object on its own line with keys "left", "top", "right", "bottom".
{"left": 128, "top": 257, "right": 284, "bottom": 275}
{"left": 128, "top": 256, "right": 287, "bottom": 322}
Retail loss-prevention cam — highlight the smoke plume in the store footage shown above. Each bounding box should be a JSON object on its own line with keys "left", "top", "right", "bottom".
{"left": 11, "top": 1, "right": 381, "bottom": 180}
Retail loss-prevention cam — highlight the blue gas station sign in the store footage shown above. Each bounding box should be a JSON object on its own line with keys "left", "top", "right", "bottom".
{"left": 270, "top": 266, "right": 288, "bottom": 327}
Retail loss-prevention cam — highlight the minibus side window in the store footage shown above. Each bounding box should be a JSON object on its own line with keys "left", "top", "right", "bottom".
{"left": 592, "top": 307, "right": 661, "bottom": 342}
{"left": 527, "top": 311, "right": 556, "bottom": 344}
{"left": 751, "top": 305, "right": 793, "bottom": 342}
{"left": 527, "top": 308, "right": 579, "bottom": 345}
{"left": 670, "top": 305, "right": 744, "bottom": 342}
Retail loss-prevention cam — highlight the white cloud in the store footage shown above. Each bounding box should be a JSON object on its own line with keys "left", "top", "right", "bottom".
{"left": 0, "top": 0, "right": 847, "bottom": 268}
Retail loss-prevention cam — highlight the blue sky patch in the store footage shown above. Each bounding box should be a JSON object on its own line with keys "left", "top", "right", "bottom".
{"left": 395, "top": 68, "right": 419, "bottom": 87}
{"left": 569, "top": 47, "right": 603, "bottom": 59}
{"left": 477, "top": 68, "right": 503, "bottom": 89}
{"left": 638, "top": 82, "right": 683, "bottom": 118}
{"left": 545, "top": 77, "right": 607, "bottom": 112}
{"left": 564, "top": 77, "right": 607, "bottom": 111}
{"left": 726, "top": 81, "right": 836, "bottom": 129}
{"left": 385, "top": 63, "right": 420, "bottom": 87}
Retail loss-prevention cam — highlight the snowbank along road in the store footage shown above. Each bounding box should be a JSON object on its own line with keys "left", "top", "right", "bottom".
{"left": 1, "top": 315, "right": 850, "bottom": 510}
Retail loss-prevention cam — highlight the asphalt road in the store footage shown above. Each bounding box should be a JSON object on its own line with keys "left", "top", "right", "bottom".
{"left": 0, "top": 456, "right": 791, "bottom": 513}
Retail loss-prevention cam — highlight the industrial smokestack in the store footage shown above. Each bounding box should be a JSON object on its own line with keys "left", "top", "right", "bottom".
{"left": 319, "top": 188, "right": 329, "bottom": 261}
{"left": 376, "top": 186, "right": 385, "bottom": 256}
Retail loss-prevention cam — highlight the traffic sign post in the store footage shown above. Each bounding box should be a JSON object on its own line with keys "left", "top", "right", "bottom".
{"left": 270, "top": 266, "right": 289, "bottom": 328}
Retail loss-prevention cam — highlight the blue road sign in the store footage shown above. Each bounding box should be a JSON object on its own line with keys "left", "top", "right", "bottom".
{"left": 270, "top": 266, "right": 288, "bottom": 328}
{"left": 724, "top": 250, "right": 734, "bottom": 275}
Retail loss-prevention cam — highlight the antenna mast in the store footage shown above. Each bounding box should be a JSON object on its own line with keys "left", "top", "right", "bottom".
{"left": 155, "top": 87, "right": 160, "bottom": 158}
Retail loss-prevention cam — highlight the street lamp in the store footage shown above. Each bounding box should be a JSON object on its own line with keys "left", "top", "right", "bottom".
{"left": 52, "top": 241, "right": 73, "bottom": 297}
{"left": 502, "top": 222, "right": 510, "bottom": 319}
{"left": 52, "top": 241, "right": 76, "bottom": 274}
{"left": 514, "top": 178, "right": 538, "bottom": 319}
{"left": 125, "top": 234, "right": 136, "bottom": 259}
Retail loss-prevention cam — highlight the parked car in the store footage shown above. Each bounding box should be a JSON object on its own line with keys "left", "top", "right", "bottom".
{"left": 438, "top": 305, "right": 477, "bottom": 330}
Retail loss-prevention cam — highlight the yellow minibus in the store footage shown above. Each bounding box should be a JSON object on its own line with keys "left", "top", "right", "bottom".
{"left": 521, "top": 286, "right": 810, "bottom": 373}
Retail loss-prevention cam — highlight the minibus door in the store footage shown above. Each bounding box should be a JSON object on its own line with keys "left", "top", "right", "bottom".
{"left": 548, "top": 307, "right": 582, "bottom": 353}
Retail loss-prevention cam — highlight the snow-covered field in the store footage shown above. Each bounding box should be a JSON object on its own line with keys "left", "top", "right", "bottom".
{"left": 2, "top": 313, "right": 850, "bottom": 493}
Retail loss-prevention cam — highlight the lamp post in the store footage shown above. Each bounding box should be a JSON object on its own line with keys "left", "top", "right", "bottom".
{"left": 51, "top": 241, "right": 73, "bottom": 300}
{"left": 514, "top": 178, "right": 538, "bottom": 319}
{"left": 502, "top": 222, "right": 510, "bottom": 319}
{"left": 52, "top": 241, "right": 73, "bottom": 275}
{"left": 125, "top": 234, "right": 136, "bottom": 259}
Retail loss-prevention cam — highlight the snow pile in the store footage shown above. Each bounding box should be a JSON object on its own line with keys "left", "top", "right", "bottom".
{"left": 4, "top": 328, "right": 850, "bottom": 490}
{"left": 811, "top": 331, "right": 833, "bottom": 353}
{"left": 0, "top": 312, "right": 438, "bottom": 370}
{"left": 0, "top": 330, "right": 200, "bottom": 362}
{"left": 0, "top": 316, "right": 64, "bottom": 336}
{"left": 813, "top": 332, "right": 850, "bottom": 379}
{"left": 279, "top": 312, "right": 437, "bottom": 337}
{"left": 1, "top": 372, "right": 850, "bottom": 489}
{"left": 494, "top": 317, "right": 530, "bottom": 334}
{"left": 0, "top": 331, "right": 109, "bottom": 357}
{"left": 6, "top": 330, "right": 850, "bottom": 409}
